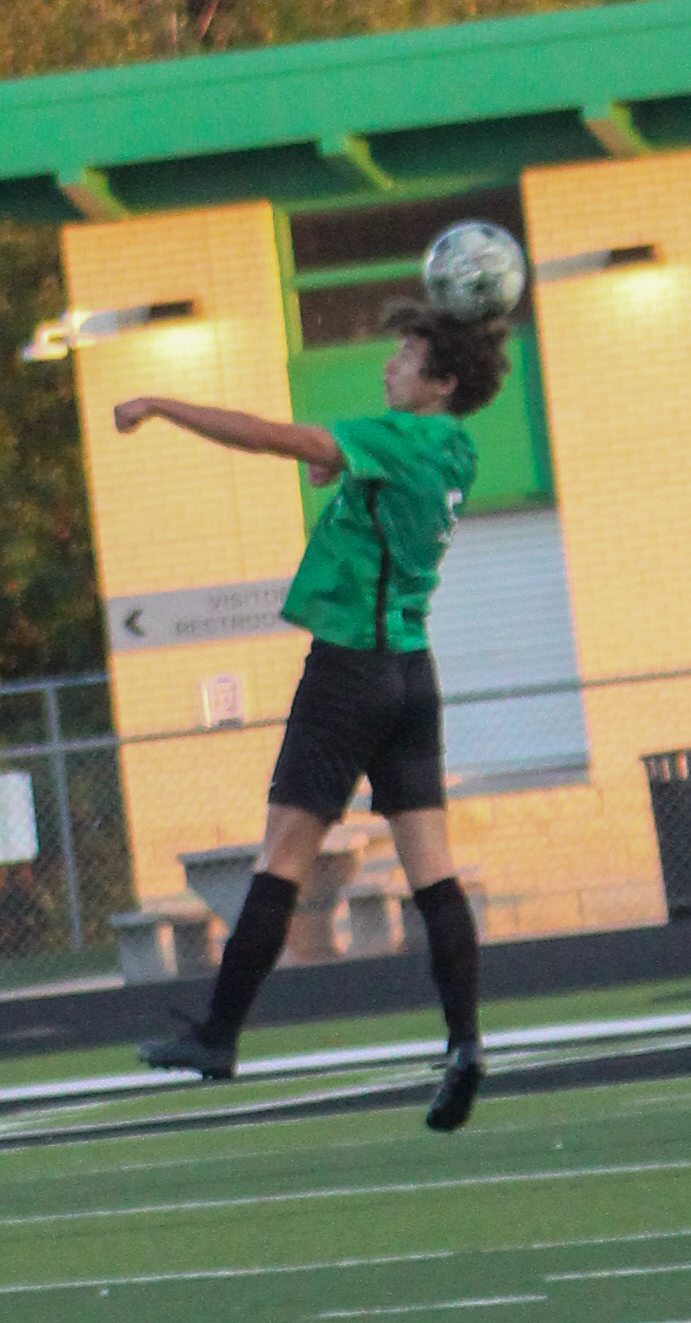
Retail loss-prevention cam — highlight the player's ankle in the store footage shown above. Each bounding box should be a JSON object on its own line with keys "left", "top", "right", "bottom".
{"left": 447, "top": 1034, "right": 480, "bottom": 1055}
{"left": 197, "top": 1016, "right": 236, "bottom": 1049}
{"left": 448, "top": 1026, "right": 479, "bottom": 1050}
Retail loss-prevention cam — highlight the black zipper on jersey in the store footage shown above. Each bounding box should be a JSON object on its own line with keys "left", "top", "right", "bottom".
{"left": 365, "top": 480, "right": 390, "bottom": 651}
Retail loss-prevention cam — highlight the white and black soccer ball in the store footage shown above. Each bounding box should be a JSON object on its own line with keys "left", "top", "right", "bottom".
{"left": 422, "top": 221, "right": 527, "bottom": 322}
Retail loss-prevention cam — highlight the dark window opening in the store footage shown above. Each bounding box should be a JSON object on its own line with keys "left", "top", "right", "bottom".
{"left": 299, "top": 277, "right": 424, "bottom": 348}
{"left": 291, "top": 185, "right": 533, "bottom": 347}
{"left": 299, "top": 276, "right": 531, "bottom": 348}
{"left": 291, "top": 186, "right": 526, "bottom": 271}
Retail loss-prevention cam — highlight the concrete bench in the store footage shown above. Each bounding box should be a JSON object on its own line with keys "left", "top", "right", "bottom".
{"left": 177, "top": 844, "right": 258, "bottom": 933}
{"left": 346, "top": 860, "right": 487, "bottom": 957}
{"left": 109, "top": 901, "right": 215, "bottom": 984}
{"left": 286, "top": 824, "right": 370, "bottom": 963}
{"left": 345, "top": 882, "right": 403, "bottom": 958}
{"left": 179, "top": 823, "right": 388, "bottom": 965}
{"left": 341, "top": 856, "right": 403, "bottom": 958}
{"left": 400, "top": 894, "right": 428, "bottom": 954}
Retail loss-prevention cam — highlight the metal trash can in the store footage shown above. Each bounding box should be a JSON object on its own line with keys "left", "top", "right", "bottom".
{"left": 641, "top": 749, "right": 691, "bottom": 921}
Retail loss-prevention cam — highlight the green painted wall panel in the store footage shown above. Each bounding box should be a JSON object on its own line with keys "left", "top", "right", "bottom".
{"left": 288, "top": 325, "right": 553, "bottom": 534}
{"left": 289, "top": 340, "right": 391, "bottom": 532}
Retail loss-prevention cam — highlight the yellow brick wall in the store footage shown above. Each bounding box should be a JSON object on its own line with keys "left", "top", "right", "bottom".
{"left": 447, "top": 151, "right": 691, "bottom": 939}
{"left": 62, "top": 205, "right": 308, "bottom": 904}
{"left": 523, "top": 152, "right": 691, "bottom": 683}
{"left": 62, "top": 166, "right": 691, "bottom": 938}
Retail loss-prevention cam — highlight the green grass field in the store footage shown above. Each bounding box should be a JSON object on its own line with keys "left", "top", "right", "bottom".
{"left": 0, "top": 977, "right": 690, "bottom": 1322}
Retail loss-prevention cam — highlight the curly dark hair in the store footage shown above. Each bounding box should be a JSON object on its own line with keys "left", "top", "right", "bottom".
{"left": 381, "top": 300, "right": 511, "bottom": 417}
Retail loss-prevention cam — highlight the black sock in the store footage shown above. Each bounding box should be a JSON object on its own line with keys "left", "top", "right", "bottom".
{"left": 200, "top": 871, "right": 298, "bottom": 1046}
{"left": 413, "top": 876, "right": 479, "bottom": 1048}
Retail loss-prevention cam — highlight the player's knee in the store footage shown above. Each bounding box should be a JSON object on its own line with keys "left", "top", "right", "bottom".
{"left": 260, "top": 806, "right": 330, "bottom": 882}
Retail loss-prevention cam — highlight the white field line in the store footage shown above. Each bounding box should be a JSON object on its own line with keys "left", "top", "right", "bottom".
{"left": 0, "top": 1057, "right": 435, "bottom": 1104}
{"left": 2, "top": 1158, "right": 690, "bottom": 1231}
{"left": 1, "top": 1051, "right": 687, "bottom": 1138}
{"left": 0, "top": 1132, "right": 405, "bottom": 1187}
{"left": 484, "top": 1012, "right": 691, "bottom": 1048}
{"left": 0, "top": 1099, "right": 425, "bottom": 1155}
{"left": 547, "top": 1261, "right": 691, "bottom": 1283}
{"left": 3, "top": 1009, "right": 691, "bottom": 1107}
{"left": 0, "top": 1100, "right": 677, "bottom": 1185}
{"left": 0, "top": 1250, "right": 452, "bottom": 1297}
{"left": 5, "top": 1043, "right": 691, "bottom": 1147}
{"left": 0, "top": 1071, "right": 429, "bottom": 1135}
{"left": 0, "top": 1100, "right": 109, "bottom": 1129}
{"left": 4, "top": 1094, "right": 689, "bottom": 1186}
{"left": 604, "top": 1090, "right": 691, "bottom": 1109}
{"left": 316, "top": 1297, "right": 547, "bottom": 1318}
{"left": 626, "top": 1091, "right": 691, "bottom": 1110}
{"left": 488, "top": 1035, "right": 691, "bottom": 1077}
{"left": 0, "top": 1076, "right": 437, "bottom": 1145}
{"left": 0, "top": 1076, "right": 432, "bottom": 1141}
{"left": 532, "top": 1226, "right": 691, "bottom": 1250}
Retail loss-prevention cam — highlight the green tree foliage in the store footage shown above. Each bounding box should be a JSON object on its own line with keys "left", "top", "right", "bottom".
{"left": 0, "top": 224, "right": 105, "bottom": 677}
{"left": 0, "top": 2, "right": 183, "bottom": 79}
{"left": 200, "top": 0, "right": 628, "bottom": 52}
{"left": 0, "top": 0, "right": 644, "bottom": 77}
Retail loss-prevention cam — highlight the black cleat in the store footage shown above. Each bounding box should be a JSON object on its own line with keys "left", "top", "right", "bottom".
{"left": 138, "top": 1017, "right": 236, "bottom": 1080}
{"left": 426, "top": 1039, "right": 483, "bottom": 1132}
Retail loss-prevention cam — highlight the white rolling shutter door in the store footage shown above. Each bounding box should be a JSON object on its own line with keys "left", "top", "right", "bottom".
{"left": 428, "top": 510, "right": 589, "bottom": 788}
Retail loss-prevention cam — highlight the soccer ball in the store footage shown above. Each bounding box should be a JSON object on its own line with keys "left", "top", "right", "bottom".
{"left": 422, "top": 221, "right": 527, "bottom": 322}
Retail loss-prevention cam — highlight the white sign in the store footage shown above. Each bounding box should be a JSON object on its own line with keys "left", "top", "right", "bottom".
{"left": 106, "top": 578, "right": 292, "bottom": 653}
{"left": 0, "top": 773, "right": 39, "bottom": 864}
{"left": 199, "top": 675, "right": 245, "bottom": 728}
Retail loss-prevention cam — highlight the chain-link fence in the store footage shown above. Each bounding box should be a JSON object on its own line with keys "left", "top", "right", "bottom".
{"left": 0, "top": 666, "right": 688, "bottom": 993}
{"left": 0, "top": 676, "right": 133, "bottom": 991}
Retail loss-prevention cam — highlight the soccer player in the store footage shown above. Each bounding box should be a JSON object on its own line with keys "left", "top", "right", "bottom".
{"left": 113, "top": 301, "right": 510, "bottom": 1131}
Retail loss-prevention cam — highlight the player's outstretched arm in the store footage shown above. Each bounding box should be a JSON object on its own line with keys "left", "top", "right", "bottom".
{"left": 113, "top": 396, "right": 342, "bottom": 468}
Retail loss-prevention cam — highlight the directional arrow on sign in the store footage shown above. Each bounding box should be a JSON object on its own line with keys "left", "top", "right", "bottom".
{"left": 124, "top": 609, "right": 145, "bottom": 637}
{"left": 108, "top": 579, "right": 292, "bottom": 652}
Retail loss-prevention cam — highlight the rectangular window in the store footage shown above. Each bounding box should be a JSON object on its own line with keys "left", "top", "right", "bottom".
{"left": 299, "top": 277, "right": 423, "bottom": 348}
{"left": 291, "top": 187, "right": 527, "bottom": 270}
{"left": 290, "top": 185, "right": 533, "bottom": 348}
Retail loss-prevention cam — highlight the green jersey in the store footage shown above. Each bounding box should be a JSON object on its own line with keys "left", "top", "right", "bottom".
{"left": 281, "top": 411, "right": 477, "bottom": 652}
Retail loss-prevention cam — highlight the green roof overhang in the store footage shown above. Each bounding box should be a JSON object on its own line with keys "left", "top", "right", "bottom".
{"left": 1, "top": 0, "right": 690, "bottom": 221}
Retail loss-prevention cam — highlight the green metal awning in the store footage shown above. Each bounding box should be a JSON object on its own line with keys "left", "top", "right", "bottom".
{"left": 0, "top": 0, "right": 690, "bottom": 221}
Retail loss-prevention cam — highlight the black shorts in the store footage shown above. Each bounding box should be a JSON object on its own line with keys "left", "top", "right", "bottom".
{"left": 269, "top": 640, "right": 445, "bottom": 823}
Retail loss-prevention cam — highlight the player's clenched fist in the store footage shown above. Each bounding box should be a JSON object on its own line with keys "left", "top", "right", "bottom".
{"left": 113, "top": 398, "right": 155, "bottom": 433}
{"left": 308, "top": 461, "right": 342, "bottom": 487}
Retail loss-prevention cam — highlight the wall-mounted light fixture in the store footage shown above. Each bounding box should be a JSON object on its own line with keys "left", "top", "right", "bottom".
{"left": 20, "top": 299, "right": 197, "bottom": 362}
{"left": 534, "top": 245, "right": 657, "bottom": 284}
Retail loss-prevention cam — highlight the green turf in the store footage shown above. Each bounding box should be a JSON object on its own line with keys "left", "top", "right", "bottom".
{"left": 0, "top": 1076, "right": 690, "bottom": 1322}
{"left": 1, "top": 973, "right": 690, "bottom": 1090}
{"left": 0, "top": 1063, "right": 435, "bottom": 1140}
